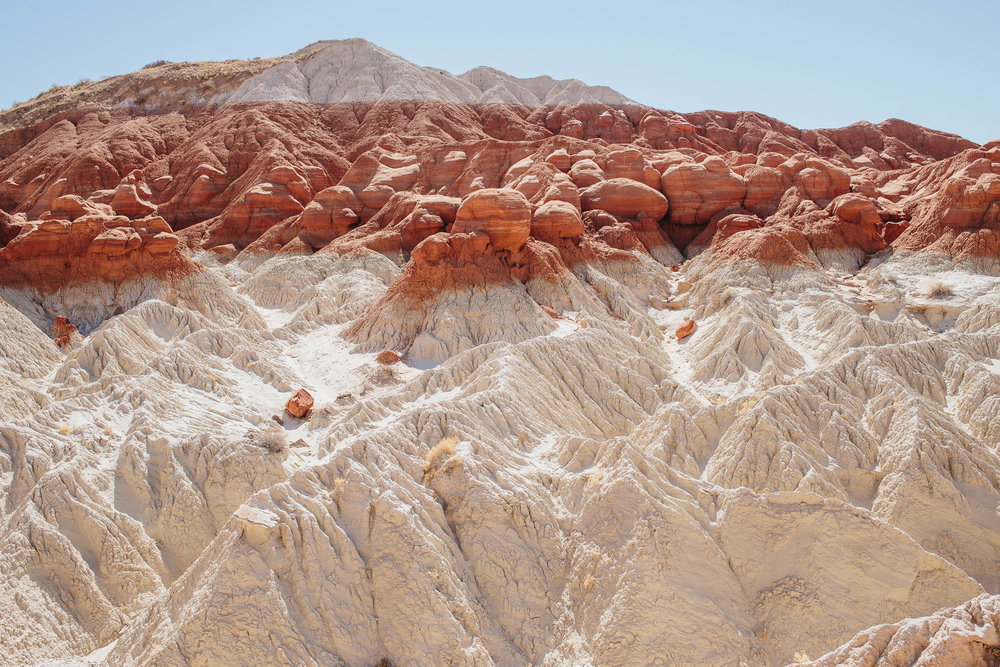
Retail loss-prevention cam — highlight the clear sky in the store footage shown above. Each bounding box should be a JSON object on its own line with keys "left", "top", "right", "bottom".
{"left": 3, "top": 0, "right": 997, "bottom": 143}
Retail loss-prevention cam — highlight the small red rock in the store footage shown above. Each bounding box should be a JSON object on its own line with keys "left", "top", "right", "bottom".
{"left": 285, "top": 388, "right": 314, "bottom": 418}
{"left": 675, "top": 318, "right": 698, "bottom": 340}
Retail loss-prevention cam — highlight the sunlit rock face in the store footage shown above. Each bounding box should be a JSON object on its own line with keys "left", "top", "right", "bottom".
{"left": 2, "top": 38, "right": 1000, "bottom": 667}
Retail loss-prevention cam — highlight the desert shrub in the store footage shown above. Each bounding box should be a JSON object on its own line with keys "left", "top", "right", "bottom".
{"left": 256, "top": 426, "right": 288, "bottom": 454}
{"left": 927, "top": 280, "right": 954, "bottom": 298}
{"left": 423, "top": 436, "right": 459, "bottom": 481}
{"left": 426, "top": 436, "right": 458, "bottom": 466}
{"left": 365, "top": 364, "right": 398, "bottom": 388}
{"left": 142, "top": 60, "right": 168, "bottom": 69}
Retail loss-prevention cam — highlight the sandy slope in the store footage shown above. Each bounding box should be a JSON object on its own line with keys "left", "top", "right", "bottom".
{"left": 1, "top": 243, "right": 999, "bottom": 666}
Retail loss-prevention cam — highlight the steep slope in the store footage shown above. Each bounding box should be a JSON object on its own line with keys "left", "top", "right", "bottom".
{"left": 1, "top": 39, "right": 999, "bottom": 667}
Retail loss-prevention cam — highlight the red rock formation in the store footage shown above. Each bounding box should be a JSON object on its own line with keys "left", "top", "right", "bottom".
{"left": 661, "top": 157, "right": 746, "bottom": 225}
{"left": 895, "top": 175, "right": 1000, "bottom": 259}
{"left": 0, "top": 209, "right": 191, "bottom": 290}
{"left": 704, "top": 223, "right": 819, "bottom": 269}
{"left": 298, "top": 185, "right": 361, "bottom": 246}
{"left": 51, "top": 316, "right": 78, "bottom": 347}
{"left": 0, "top": 41, "right": 995, "bottom": 294}
{"left": 687, "top": 213, "right": 764, "bottom": 257}
{"left": 452, "top": 188, "right": 532, "bottom": 252}
{"left": 580, "top": 179, "right": 668, "bottom": 221}
{"left": 531, "top": 200, "right": 584, "bottom": 241}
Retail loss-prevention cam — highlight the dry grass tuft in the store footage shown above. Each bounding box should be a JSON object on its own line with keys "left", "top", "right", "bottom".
{"left": 104, "top": 425, "right": 114, "bottom": 436}
{"left": 256, "top": 427, "right": 288, "bottom": 454}
{"left": 426, "top": 436, "right": 458, "bottom": 466}
{"left": 423, "top": 436, "right": 459, "bottom": 481}
{"left": 583, "top": 574, "right": 596, "bottom": 591}
{"left": 927, "top": 280, "right": 954, "bottom": 298}
{"left": 366, "top": 364, "right": 398, "bottom": 388}
{"left": 58, "top": 425, "right": 73, "bottom": 435}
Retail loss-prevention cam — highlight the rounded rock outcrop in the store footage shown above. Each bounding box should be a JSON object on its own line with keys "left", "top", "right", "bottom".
{"left": 569, "top": 159, "right": 605, "bottom": 188}
{"left": 777, "top": 154, "right": 851, "bottom": 205}
{"left": 580, "top": 178, "right": 669, "bottom": 221}
{"left": 829, "top": 193, "right": 881, "bottom": 227}
{"left": 661, "top": 159, "right": 747, "bottom": 225}
{"left": 452, "top": 188, "right": 532, "bottom": 251}
{"left": 299, "top": 185, "right": 361, "bottom": 245}
{"left": 531, "top": 200, "right": 584, "bottom": 240}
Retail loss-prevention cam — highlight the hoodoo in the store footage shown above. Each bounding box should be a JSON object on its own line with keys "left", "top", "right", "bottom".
{"left": 1, "top": 36, "right": 999, "bottom": 667}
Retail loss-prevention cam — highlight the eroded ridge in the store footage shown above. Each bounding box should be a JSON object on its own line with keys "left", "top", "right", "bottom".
{"left": 1, "top": 38, "right": 999, "bottom": 667}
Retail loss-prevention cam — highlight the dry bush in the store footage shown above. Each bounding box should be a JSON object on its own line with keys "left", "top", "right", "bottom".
{"left": 927, "top": 280, "right": 954, "bottom": 298}
{"left": 366, "top": 364, "right": 398, "bottom": 388}
{"left": 58, "top": 425, "right": 73, "bottom": 435}
{"left": 376, "top": 349, "right": 402, "bottom": 365}
{"left": 426, "top": 436, "right": 458, "bottom": 466}
{"left": 142, "top": 59, "right": 168, "bottom": 69}
{"left": 256, "top": 426, "right": 288, "bottom": 454}
{"left": 423, "top": 436, "right": 459, "bottom": 481}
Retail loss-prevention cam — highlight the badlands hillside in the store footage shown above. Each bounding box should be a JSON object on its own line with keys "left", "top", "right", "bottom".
{"left": 2, "top": 38, "right": 1000, "bottom": 666}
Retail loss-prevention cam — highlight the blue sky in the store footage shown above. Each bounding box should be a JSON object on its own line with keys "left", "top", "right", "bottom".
{"left": 3, "top": 0, "right": 996, "bottom": 143}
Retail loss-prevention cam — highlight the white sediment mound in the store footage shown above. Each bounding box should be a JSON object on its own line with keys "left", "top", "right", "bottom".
{"left": 2, "top": 243, "right": 1000, "bottom": 666}
{"left": 224, "top": 38, "right": 635, "bottom": 106}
